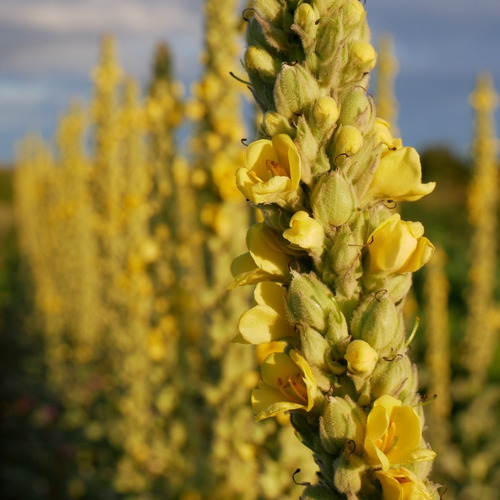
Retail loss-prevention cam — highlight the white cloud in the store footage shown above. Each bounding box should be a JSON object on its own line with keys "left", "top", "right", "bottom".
{"left": 0, "top": 0, "right": 200, "bottom": 35}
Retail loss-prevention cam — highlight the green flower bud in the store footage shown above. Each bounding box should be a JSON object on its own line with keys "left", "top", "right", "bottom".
{"left": 325, "top": 223, "right": 361, "bottom": 276}
{"left": 287, "top": 271, "right": 336, "bottom": 333}
{"left": 315, "top": 17, "right": 343, "bottom": 62}
{"left": 245, "top": 46, "right": 281, "bottom": 82}
{"left": 262, "top": 111, "right": 295, "bottom": 137}
{"left": 311, "top": 171, "right": 355, "bottom": 230}
{"left": 370, "top": 355, "right": 410, "bottom": 400}
{"left": 259, "top": 203, "right": 292, "bottom": 233}
{"left": 337, "top": 88, "right": 371, "bottom": 128}
{"left": 363, "top": 272, "right": 413, "bottom": 304}
{"left": 325, "top": 303, "right": 350, "bottom": 358}
{"left": 398, "top": 355, "right": 419, "bottom": 404}
{"left": 274, "top": 65, "right": 320, "bottom": 120}
{"left": 300, "top": 325, "right": 330, "bottom": 370}
{"left": 295, "top": 116, "right": 319, "bottom": 184}
{"left": 333, "top": 454, "right": 366, "bottom": 496}
{"left": 345, "top": 339, "right": 378, "bottom": 376}
{"left": 334, "top": 125, "right": 363, "bottom": 155}
{"left": 254, "top": 0, "right": 283, "bottom": 22}
{"left": 320, "top": 396, "right": 366, "bottom": 454}
{"left": 314, "top": 17, "right": 344, "bottom": 86}
{"left": 249, "top": 3, "right": 288, "bottom": 52}
{"left": 350, "top": 294, "right": 400, "bottom": 351}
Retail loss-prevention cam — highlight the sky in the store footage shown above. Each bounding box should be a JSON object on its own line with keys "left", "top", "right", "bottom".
{"left": 1, "top": 0, "right": 500, "bottom": 163}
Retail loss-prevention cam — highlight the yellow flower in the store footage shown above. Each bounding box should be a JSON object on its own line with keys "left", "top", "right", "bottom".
{"left": 368, "top": 214, "right": 434, "bottom": 274}
{"left": 283, "top": 211, "right": 325, "bottom": 255}
{"left": 345, "top": 340, "right": 378, "bottom": 375}
{"left": 375, "top": 468, "right": 433, "bottom": 500}
{"left": 235, "top": 134, "right": 301, "bottom": 207}
{"left": 235, "top": 282, "right": 295, "bottom": 344}
{"left": 363, "top": 395, "right": 436, "bottom": 470}
{"left": 230, "top": 223, "right": 292, "bottom": 287}
{"left": 251, "top": 350, "right": 317, "bottom": 421}
{"left": 366, "top": 119, "right": 435, "bottom": 202}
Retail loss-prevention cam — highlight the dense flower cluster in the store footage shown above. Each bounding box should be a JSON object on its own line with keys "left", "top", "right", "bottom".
{"left": 230, "top": 1, "right": 438, "bottom": 497}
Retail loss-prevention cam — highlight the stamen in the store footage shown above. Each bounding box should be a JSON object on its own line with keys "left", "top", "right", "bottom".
{"left": 248, "top": 170, "right": 264, "bottom": 183}
{"left": 287, "top": 374, "right": 308, "bottom": 405}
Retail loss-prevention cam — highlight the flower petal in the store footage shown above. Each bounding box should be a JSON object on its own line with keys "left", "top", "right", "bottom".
{"left": 251, "top": 383, "right": 304, "bottom": 421}
{"left": 237, "top": 304, "right": 294, "bottom": 344}
{"left": 254, "top": 281, "right": 288, "bottom": 313}
{"left": 369, "top": 147, "right": 436, "bottom": 202}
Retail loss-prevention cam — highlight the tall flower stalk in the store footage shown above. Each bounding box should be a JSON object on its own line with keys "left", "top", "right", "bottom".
{"left": 188, "top": 0, "right": 260, "bottom": 495}
{"left": 461, "top": 73, "right": 499, "bottom": 386}
{"left": 231, "top": 1, "right": 439, "bottom": 497}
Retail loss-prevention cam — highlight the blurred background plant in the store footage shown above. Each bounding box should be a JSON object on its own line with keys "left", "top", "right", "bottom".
{"left": 1, "top": 1, "right": 499, "bottom": 499}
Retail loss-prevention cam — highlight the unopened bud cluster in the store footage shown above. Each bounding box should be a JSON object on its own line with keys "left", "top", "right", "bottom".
{"left": 230, "top": 1, "right": 438, "bottom": 498}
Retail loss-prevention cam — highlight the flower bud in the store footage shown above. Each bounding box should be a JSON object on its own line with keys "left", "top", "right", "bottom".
{"left": 333, "top": 454, "right": 366, "bottom": 496}
{"left": 254, "top": 0, "right": 282, "bottom": 22}
{"left": 344, "top": 0, "right": 365, "bottom": 27}
{"left": 370, "top": 355, "right": 410, "bottom": 400}
{"left": 287, "top": 271, "right": 336, "bottom": 333}
{"left": 294, "top": 2, "right": 318, "bottom": 39}
{"left": 345, "top": 340, "right": 378, "bottom": 375}
{"left": 262, "top": 111, "right": 295, "bottom": 137}
{"left": 283, "top": 211, "right": 325, "bottom": 255}
{"left": 350, "top": 294, "right": 400, "bottom": 351}
{"left": 315, "top": 16, "right": 343, "bottom": 65}
{"left": 311, "top": 171, "right": 355, "bottom": 229}
{"left": 300, "top": 325, "right": 330, "bottom": 372}
{"left": 334, "top": 125, "right": 363, "bottom": 155}
{"left": 398, "top": 355, "right": 419, "bottom": 405}
{"left": 320, "top": 396, "right": 366, "bottom": 454}
{"left": 274, "top": 65, "right": 320, "bottom": 120}
{"left": 258, "top": 204, "right": 292, "bottom": 233}
{"left": 337, "top": 88, "right": 371, "bottom": 128}
{"left": 245, "top": 46, "right": 281, "bottom": 83}
{"left": 350, "top": 41, "right": 377, "bottom": 71}
{"left": 325, "top": 223, "right": 360, "bottom": 275}
{"left": 313, "top": 96, "right": 340, "bottom": 131}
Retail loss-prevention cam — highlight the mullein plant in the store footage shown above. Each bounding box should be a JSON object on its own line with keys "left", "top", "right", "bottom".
{"left": 15, "top": 137, "right": 68, "bottom": 391}
{"left": 146, "top": 43, "right": 209, "bottom": 497}
{"left": 461, "top": 73, "right": 499, "bottom": 388}
{"left": 187, "top": 0, "right": 262, "bottom": 495}
{"left": 433, "top": 74, "right": 500, "bottom": 500}
{"left": 230, "top": 1, "right": 439, "bottom": 497}
{"left": 144, "top": 44, "right": 192, "bottom": 494}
